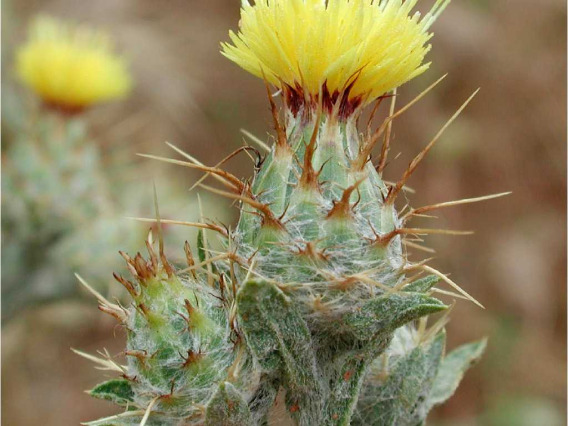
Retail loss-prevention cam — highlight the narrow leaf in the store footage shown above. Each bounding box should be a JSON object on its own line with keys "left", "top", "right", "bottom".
{"left": 427, "top": 338, "right": 487, "bottom": 408}
{"left": 89, "top": 379, "right": 135, "bottom": 406}
{"left": 403, "top": 275, "right": 440, "bottom": 293}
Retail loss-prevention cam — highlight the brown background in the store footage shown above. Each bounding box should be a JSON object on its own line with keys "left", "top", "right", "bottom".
{"left": 2, "top": 0, "right": 566, "bottom": 425}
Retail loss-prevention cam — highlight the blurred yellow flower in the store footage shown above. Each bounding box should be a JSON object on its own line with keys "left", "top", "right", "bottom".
{"left": 223, "top": 0, "right": 449, "bottom": 110}
{"left": 16, "top": 16, "right": 132, "bottom": 112}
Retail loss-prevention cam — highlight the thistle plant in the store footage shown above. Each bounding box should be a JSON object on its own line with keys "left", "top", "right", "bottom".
{"left": 2, "top": 16, "right": 135, "bottom": 320}
{"left": 79, "top": 1, "right": 508, "bottom": 425}
{"left": 3, "top": 16, "right": 224, "bottom": 322}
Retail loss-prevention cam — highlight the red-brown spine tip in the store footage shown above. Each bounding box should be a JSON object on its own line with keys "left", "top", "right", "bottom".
{"left": 181, "top": 349, "right": 204, "bottom": 368}
{"left": 299, "top": 113, "right": 322, "bottom": 189}
{"left": 113, "top": 272, "right": 139, "bottom": 297}
{"left": 124, "top": 350, "right": 148, "bottom": 367}
{"left": 98, "top": 304, "right": 127, "bottom": 323}
{"left": 145, "top": 239, "right": 159, "bottom": 272}
{"left": 326, "top": 180, "right": 363, "bottom": 219}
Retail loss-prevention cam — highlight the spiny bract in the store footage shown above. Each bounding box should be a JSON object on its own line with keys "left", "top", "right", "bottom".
{"left": 80, "top": 1, "right": 495, "bottom": 425}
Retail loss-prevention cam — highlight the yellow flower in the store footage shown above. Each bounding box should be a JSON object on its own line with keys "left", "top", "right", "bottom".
{"left": 222, "top": 0, "right": 449, "bottom": 113}
{"left": 16, "top": 16, "right": 132, "bottom": 112}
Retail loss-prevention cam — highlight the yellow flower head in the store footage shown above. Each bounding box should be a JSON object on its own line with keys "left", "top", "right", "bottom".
{"left": 16, "top": 16, "right": 132, "bottom": 112}
{"left": 223, "top": 0, "right": 449, "bottom": 115}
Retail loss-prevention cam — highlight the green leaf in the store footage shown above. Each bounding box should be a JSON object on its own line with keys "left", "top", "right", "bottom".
{"left": 89, "top": 379, "right": 135, "bottom": 406}
{"left": 205, "top": 382, "right": 252, "bottom": 426}
{"left": 354, "top": 331, "right": 446, "bottom": 426}
{"left": 324, "top": 337, "right": 392, "bottom": 426}
{"left": 427, "top": 338, "right": 487, "bottom": 408}
{"left": 342, "top": 292, "right": 447, "bottom": 341}
{"left": 324, "top": 293, "right": 446, "bottom": 426}
{"left": 237, "top": 280, "right": 323, "bottom": 425}
{"left": 403, "top": 275, "right": 440, "bottom": 293}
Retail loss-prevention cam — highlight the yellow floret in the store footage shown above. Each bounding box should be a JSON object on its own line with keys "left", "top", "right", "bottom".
{"left": 16, "top": 16, "right": 132, "bottom": 111}
{"left": 222, "top": 0, "right": 449, "bottom": 108}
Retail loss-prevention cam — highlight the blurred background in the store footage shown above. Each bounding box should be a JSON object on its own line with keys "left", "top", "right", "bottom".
{"left": 2, "top": 0, "right": 566, "bottom": 425}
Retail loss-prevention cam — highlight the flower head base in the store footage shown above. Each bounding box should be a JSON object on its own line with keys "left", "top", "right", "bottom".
{"left": 16, "top": 16, "right": 132, "bottom": 113}
{"left": 223, "top": 0, "right": 449, "bottom": 117}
